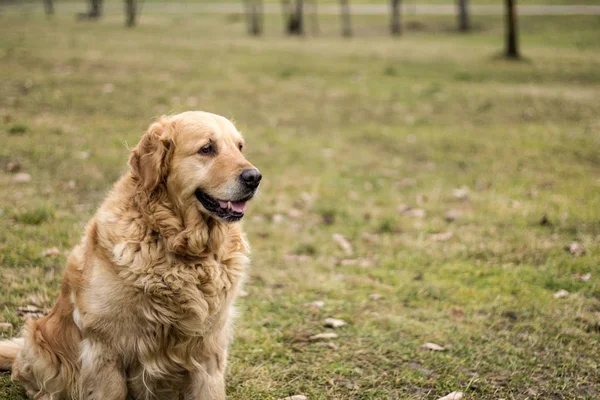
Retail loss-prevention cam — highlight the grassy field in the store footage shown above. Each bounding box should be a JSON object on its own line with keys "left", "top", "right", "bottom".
{"left": 1, "top": 7, "right": 600, "bottom": 400}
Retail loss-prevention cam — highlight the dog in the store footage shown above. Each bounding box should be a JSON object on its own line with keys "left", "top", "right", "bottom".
{"left": 0, "top": 111, "right": 261, "bottom": 399}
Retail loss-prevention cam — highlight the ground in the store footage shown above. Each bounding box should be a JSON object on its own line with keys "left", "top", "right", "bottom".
{"left": 0, "top": 6, "right": 599, "bottom": 400}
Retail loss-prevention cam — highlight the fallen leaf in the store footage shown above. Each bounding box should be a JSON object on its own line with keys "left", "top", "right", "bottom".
{"left": 309, "top": 332, "right": 338, "bottom": 341}
{"left": 287, "top": 208, "right": 302, "bottom": 219}
{"left": 278, "top": 396, "right": 307, "bottom": 400}
{"left": 421, "top": 342, "right": 445, "bottom": 351}
{"left": 431, "top": 232, "right": 453, "bottom": 242}
{"left": 6, "top": 161, "right": 20, "bottom": 172}
{"left": 12, "top": 172, "right": 31, "bottom": 183}
{"left": 16, "top": 305, "right": 50, "bottom": 319}
{"left": 565, "top": 242, "right": 585, "bottom": 256}
{"left": 324, "top": 318, "right": 346, "bottom": 328}
{"left": 405, "top": 208, "right": 426, "bottom": 218}
{"left": 437, "top": 392, "right": 464, "bottom": 400}
{"left": 332, "top": 234, "right": 353, "bottom": 255}
{"left": 444, "top": 210, "right": 461, "bottom": 222}
{"left": 369, "top": 293, "right": 383, "bottom": 301}
{"left": 339, "top": 258, "right": 374, "bottom": 268}
{"left": 304, "top": 301, "right": 325, "bottom": 308}
{"left": 449, "top": 307, "right": 465, "bottom": 318}
{"left": 452, "top": 186, "right": 470, "bottom": 201}
{"left": 284, "top": 254, "right": 313, "bottom": 263}
{"left": 553, "top": 289, "right": 569, "bottom": 299}
{"left": 316, "top": 341, "right": 338, "bottom": 350}
{"left": 397, "top": 204, "right": 411, "bottom": 213}
{"left": 0, "top": 322, "right": 13, "bottom": 330}
{"left": 574, "top": 273, "right": 591, "bottom": 282}
{"left": 42, "top": 247, "right": 60, "bottom": 257}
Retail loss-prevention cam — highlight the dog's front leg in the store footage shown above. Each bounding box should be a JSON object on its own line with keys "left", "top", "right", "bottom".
{"left": 188, "top": 350, "right": 227, "bottom": 400}
{"left": 79, "top": 338, "right": 127, "bottom": 400}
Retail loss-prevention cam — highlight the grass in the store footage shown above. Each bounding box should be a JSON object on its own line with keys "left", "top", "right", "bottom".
{"left": 1, "top": 7, "right": 599, "bottom": 400}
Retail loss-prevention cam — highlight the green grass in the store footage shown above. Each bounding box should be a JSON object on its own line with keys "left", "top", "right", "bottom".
{"left": 1, "top": 9, "right": 600, "bottom": 400}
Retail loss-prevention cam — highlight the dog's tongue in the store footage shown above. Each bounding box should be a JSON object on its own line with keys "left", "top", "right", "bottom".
{"left": 218, "top": 200, "right": 248, "bottom": 213}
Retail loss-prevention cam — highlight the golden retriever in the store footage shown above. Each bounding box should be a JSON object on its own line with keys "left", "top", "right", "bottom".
{"left": 0, "top": 111, "right": 261, "bottom": 399}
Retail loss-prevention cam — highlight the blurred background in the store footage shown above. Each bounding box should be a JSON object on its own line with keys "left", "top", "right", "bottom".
{"left": 0, "top": 1, "right": 599, "bottom": 399}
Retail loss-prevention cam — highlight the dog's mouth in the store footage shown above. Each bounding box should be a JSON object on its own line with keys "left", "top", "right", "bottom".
{"left": 194, "top": 189, "right": 254, "bottom": 222}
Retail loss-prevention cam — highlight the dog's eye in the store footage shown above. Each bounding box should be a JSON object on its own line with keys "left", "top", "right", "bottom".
{"left": 238, "top": 144, "right": 243, "bottom": 152}
{"left": 199, "top": 144, "right": 214, "bottom": 155}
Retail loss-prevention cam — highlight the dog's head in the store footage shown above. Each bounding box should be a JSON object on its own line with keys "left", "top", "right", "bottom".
{"left": 129, "top": 111, "right": 261, "bottom": 223}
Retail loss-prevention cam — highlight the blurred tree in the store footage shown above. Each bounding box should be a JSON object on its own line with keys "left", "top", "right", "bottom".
{"left": 245, "top": 0, "right": 264, "bottom": 35}
{"left": 44, "top": 0, "right": 54, "bottom": 15}
{"left": 505, "top": 0, "right": 520, "bottom": 58}
{"left": 125, "top": 0, "right": 137, "bottom": 27}
{"left": 390, "top": 0, "right": 401, "bottom": 35}
{"left": 457, "top": 0, "right": 470, "bottom": 31}
{"left": 282, "top": 0, "right": 304, "bottom": 35}
{"left": 77, "top": 0, "right": 103, "bottom": 19}
{"left": 340, "top": 0, "right": 351, "bottom": 37}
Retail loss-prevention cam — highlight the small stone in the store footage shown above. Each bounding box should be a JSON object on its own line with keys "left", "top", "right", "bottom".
{"left": 309, "top": 332, "right": 338, "bottom": 341}
{"left": 368, "top": 293, "right": 383, "bottom": 301}
{"left": 78, "top": 151, "right": 90, "bottom": 160}
{"left": 272, "top": 214, "right": 284, "bottom": 223}
{"left": 437, "top": 392, "right": 463, "bottom": 400}
{"left": 12, "top": 172, "right": 31, "bottom": 183}
{"left": 421, "top": 342, "right": 445, "bottom": 351}
{"left": 553, "top": 289, "right": 569, "bottom": 299}
{"left": 324, "top": 318, "right": 346, "bottom": 328}
{"left": 278, "top": 396, "right": 308, "bottom": 400}
{"left": 304, "top": 301, "right": 325, "bottom": 308}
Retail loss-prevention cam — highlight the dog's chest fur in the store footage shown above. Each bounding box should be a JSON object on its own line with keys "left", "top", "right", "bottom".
{"left": 79, "top": 202, "right": 250, "bottom": 386}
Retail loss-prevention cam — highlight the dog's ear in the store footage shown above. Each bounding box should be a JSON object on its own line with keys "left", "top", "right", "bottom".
{"left": 129, "top": 120, "right": 174, "bottom": 192}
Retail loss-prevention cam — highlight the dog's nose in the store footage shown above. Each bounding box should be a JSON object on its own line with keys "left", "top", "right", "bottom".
{"left": 239, "top": 168, "right": 262, "bottom": 189}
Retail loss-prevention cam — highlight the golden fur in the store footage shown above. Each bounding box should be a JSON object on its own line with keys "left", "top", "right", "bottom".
{"left": 0, "top": 111, "right": 260, "bottom": 399}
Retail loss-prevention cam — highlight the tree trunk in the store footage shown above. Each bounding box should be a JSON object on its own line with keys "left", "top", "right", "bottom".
{"left": 283, "top": 0, "right": 304, "bottom": 35}
{"left": 390, "top": 0, "right": 401, "bottom": 36}
{"left": 125, "top": 0, "right": 136, "bottom": 27}
{"left": 340, "top": 0, "right": 351, "bottom": 37}
{"left": 505, "top": 0, "right": 519, "bottom": 58}
{"left": 246, "top": 0, "right": 264, "bottom": 35}
{"left": 457, "top": 0, "right": 469, "bottom": 32}
{"left": 44, "top": 0, "right": 54, "bottom": 15}
{"left": 90, "top": 0, "right": 103, "bottom": 18}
